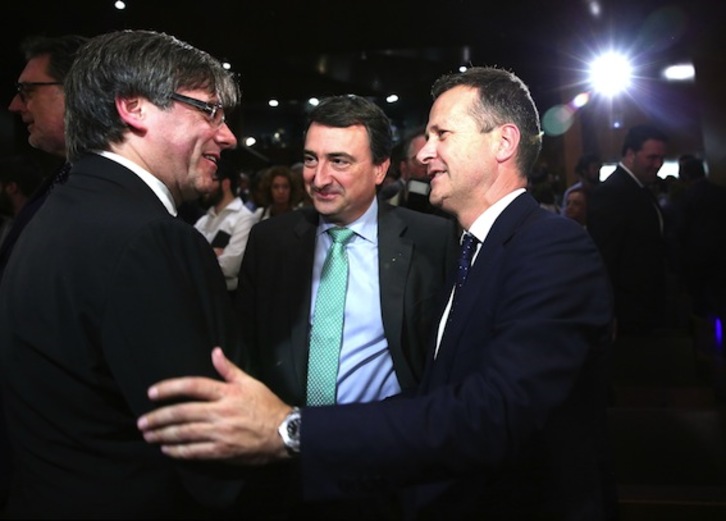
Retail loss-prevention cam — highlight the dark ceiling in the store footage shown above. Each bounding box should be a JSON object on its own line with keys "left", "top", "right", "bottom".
{"left": 2, "top": 0, "right": 723, "bottom": 166}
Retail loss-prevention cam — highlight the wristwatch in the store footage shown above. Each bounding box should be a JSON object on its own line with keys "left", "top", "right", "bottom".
{"left": 277, "top": 407, "right": 301, "bottom": 455}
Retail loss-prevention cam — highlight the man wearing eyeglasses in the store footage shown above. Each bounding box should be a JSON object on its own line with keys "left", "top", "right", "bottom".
{"left": 0, "top": 30, "right": 248, "bottom": 518}
{"left": 0, "top": 34, "right": 88, "bottom": 282}
{"left": 0, "top": 33, "right": 88, "bottom": 512}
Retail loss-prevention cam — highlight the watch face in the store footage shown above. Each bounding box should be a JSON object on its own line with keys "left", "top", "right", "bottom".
{"left": 279, "top": 408, "right": 301, "bottom": 454}
{"left": 287, "top": 417, "right": 301, "bottom": 438}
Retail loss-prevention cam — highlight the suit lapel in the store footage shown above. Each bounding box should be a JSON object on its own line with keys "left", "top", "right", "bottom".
{"left": 377, "top": 205, "right": 411, "bottom": 370}
{"left": 287, "top": 209, "right": 319, "bottom": 398}
{"left": 432, "top": 193, "right": 539, "bottom": 376}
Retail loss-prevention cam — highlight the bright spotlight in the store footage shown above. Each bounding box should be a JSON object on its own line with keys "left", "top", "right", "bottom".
{"left": 386, "top": 94, "right": 399, "bottom": 103}
{"left": 589, "top": 52, "right": 632, "bottom": 96}
{"left": 114, "top": 1, "right": 126, "bottom": 9}
{"left": 268, "top": 99, "right": 279, "bottom": 107}
{"left": 222, "top": 62, "right": 231, "bottom": 70}
{"left": 459, "top": 65, "right": 468, "bottom": 73}
{"left": 244, "top": 137, "right": 256, "bottom": 147}
{"left": 663, "top": 63, "right": 695, "bottom": 81}
{"left": 308, "top": 97, "right": 319, "bottom": 106}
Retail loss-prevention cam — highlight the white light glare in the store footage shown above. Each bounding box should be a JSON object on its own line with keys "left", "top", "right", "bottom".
{"left": 589, "top": 52, "right": 632, "bottom": 96}
{"left": 268, "top": 99, "right": 279, "bottom": 107}
{"left": 663, "top": 64, "right": 695, "bottom": 81}
{"left": 587, "top": 1, "right": 601, "bottom": 17}
{"left": 459, "top": 65, "right": 468, "bottom": 73}
{"left": 572, "top": 92, "right": 590, "bottom": 108}
{"left": 222, "top": 62, "right": 231, "bottom": 70}
{"left": 114, "top": 1, "right": 126, "bottom": 9}
{"left": 386, "top": 94, "right": 399, "bottom": 103}
{"left": 245, "top": 137, "right": 256, "bottom": 147}
{"left": 308, "top": 97, "right": 320, "bottom": 106}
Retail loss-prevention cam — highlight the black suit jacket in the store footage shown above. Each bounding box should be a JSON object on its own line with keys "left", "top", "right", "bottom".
{"left": 587, "top": 166, "right": 667, "bottom": 335}
{"left": 300, "top": 193, "right": 617, "bottom": 520}
{"left": 237, "top": 203, "right": 458, "bottom": 403}
{"left": 0, "top": 155, "right": 246, "bottom": 518}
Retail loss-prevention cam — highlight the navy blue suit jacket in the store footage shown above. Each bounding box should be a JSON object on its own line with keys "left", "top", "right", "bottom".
{"left": 300, "top": 193, "right": 616, "bottom": 520}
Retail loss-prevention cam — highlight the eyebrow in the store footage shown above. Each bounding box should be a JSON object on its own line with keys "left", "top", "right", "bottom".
{"left": 304, "top": 150, "right": 356, "bottom": 162}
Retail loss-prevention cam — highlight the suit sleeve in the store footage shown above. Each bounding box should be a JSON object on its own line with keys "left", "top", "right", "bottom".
{"left": 102, "top": 218, "right": 246, "bottom": 508}
{"left": 300, "top": 216, "right": 612, "bottom": 499}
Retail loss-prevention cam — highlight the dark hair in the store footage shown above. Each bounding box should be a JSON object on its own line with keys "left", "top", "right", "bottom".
{"left": 431, "top": 66, "right": 542, "bottom": 177}
{"left": 678, "top": 156, "right": 706, "bottom": 182}
{"left": 401, "top": 126, "right": 426, "bottom": 159}
{"left": 258, "top": 165, "right": 303, "bottom": 207}
{"left": 621, "top": 124, "right": 668, "bottom": 157}
{"left": 305, "top": 95, "right": 392, "bottom": 165}
{"left": 575, "top": 153, "right": 602, "bottom": 176}
{"left": 20, "top": 34, "right": 89, "bottom": 82}
{"left": 64, "top": 30, "right": 240, "bottom": 161}
{"left": 0, "top": 155, "right": 45, "bottom": 197}
{"left": 215, "top": 157, "right": 240, "bottom": 193}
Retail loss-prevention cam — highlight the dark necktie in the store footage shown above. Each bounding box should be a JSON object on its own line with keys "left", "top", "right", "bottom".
{"left": 306, "top": 227, "right": 356, "bottom": 406}
{"left": 451, "top": 232, "right": 479, "bottom": 311}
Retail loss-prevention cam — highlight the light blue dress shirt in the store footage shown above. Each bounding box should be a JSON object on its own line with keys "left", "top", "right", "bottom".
{"left": 310, "top": 197, "right": 401, "bottom": 403}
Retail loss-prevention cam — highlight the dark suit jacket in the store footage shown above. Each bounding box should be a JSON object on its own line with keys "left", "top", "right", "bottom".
{"left": 236, "top": 203, "right": 459, "bottom": 405}
{"left": 234, "top": 202, "right": 458, "bottom": 519}
{"left": 299, "top": 193, "right": 617, "bottom": 520}
{"left": 0, "top": 155, "right": 246, "bottom": 518}
{"left": 587, "top": 166, "right": 667, "bottom": 335}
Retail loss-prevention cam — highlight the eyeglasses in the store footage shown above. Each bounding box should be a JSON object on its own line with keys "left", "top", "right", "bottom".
{"left": 15, "top": 81, "right": 63, "bottom": 102}
{"left": 170, "top": 92, "right": 225, "bottom": 127}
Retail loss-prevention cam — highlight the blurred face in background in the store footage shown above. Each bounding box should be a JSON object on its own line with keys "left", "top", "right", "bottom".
{"left": 271, "top": 174, "right": 291, "bottom": 206}
{"left": 624, "top": 139, "right": 666, "bottom": 186}
{"left": 564, "top": 189, "right": 587, "bottom": 226}
{"left": 8, "top": 54, "right": 67, "bottom": 157}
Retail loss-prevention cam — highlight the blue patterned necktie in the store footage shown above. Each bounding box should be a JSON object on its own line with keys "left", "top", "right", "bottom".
{"left": 306, "top": 227, "right": 356, "bottom": 406}
{"left": 451, "top": 232, "right": 479, "bottom": 311}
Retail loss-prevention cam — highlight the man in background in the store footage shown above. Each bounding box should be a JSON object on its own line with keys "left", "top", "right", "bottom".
{"left": 587, "top": 124, "right": 669, "bottom": 336}
{"left": 194, "top": 157, "right": 257, "bottom": 294}
{"left": 0, "top": 34, "right": 88, "bottom": 282}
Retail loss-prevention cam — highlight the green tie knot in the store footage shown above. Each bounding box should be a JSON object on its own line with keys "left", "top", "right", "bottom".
{"left": 328, "top": 227, "right": 355, "bottom": 244}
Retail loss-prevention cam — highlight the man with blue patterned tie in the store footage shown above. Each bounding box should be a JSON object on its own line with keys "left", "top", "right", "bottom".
{"left": 140, "top": 67, "right": 616, "bottom": 520}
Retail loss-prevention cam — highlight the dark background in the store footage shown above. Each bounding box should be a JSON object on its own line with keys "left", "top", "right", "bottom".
{"left": 1, "top": 0, "right": 723, "bottom": 173}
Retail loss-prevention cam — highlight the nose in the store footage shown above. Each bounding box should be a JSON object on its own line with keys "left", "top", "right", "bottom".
{"left": 8, "top": 94, "right": 24, "bottom": 113}
{"left": 417, "top": 137, "right": 435, "bottom": 165}
{"left": 309, "top": 161, "right": 333, "bottom": 188}
{"left": 216, "top": 123, "right": 237, "bottom": 149}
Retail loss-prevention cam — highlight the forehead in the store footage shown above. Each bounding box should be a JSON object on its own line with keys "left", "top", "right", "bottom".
{"left": 18, "top": 54, "right": 53, "bottom": 81}
{"left": 304, "top": 123, "right": 371, "bottom": 157}
{"left": 638, "top": 139, "right": 667, "bottom": 156}
{"left": 427, "top": 85, "right": 480, "bottom": 129}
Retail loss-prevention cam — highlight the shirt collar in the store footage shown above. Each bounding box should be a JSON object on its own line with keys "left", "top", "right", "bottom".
{"left": 618, "top": 161, "right": 644, "bottom": 188}
{"left": 467, "top": 188, "right": 526, "bottom": 243}
{"left": 96, "top": 150, "right": 177, "bottom": 216}
{"left": 317, "top": 196, "right": 378, "bottom": 244}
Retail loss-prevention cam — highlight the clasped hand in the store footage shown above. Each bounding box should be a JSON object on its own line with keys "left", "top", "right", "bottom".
{"left": 137, "top": 347, "right": 293, "bottom": 465}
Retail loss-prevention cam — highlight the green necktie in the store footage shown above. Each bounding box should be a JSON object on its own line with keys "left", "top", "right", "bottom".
{"left": 306, "top": 227, "right": 356, "bottom": 406}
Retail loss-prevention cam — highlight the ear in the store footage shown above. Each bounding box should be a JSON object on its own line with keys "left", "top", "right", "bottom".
{"left": 373, "top": 158, "right": 391, "bottom": 186}
{"left": 494, "top": 123, "right": 520, "bottom": 164}
{"left": 115, "top": 96, "right": 149, "bottom": 132}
